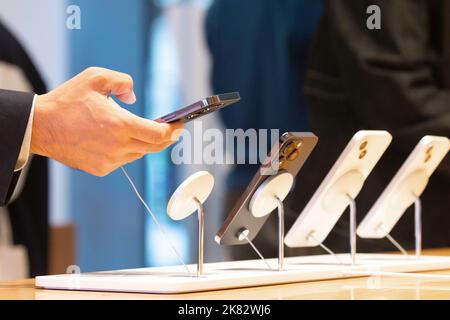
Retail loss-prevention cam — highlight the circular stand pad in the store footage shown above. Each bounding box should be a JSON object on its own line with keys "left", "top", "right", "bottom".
{"left": 167, "top": 171, "right": 214, "bottom": 220}
{"left": 390, "top": 169, "right": 428, "bottom": 209}
{"left": 249, "top": 172, "right": 294, "bottom": 218}
{"left": 322, "top": 170, "right": 364, "bottom": 212}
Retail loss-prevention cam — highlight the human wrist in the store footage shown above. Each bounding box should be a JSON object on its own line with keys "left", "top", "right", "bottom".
{"left": 30, "top": 93, "right": 53, "bottom": 157}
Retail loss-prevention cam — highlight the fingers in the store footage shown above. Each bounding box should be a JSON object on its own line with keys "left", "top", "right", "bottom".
{"left": 84, "top": 67, "right": 136, "bottom": 104}
{"left": 82, "top": 67, "right": 185, "bottom": 145}
{"left": 125, "top": 139, "right": 177, "bottom": 154}
{"left": 116, "top": 92, "right": 136, "bottom": 105}
{"left": 118, "top": 153, "right": 145, "bottom": 166}
{"left": 114, "top": 142, "right": 172, "bottom": 169}
{"left": 126, "top": 114, "right": 184, "bottom": 144}
{"left": 109, "top": 135, "right": 180, "bottom": 171}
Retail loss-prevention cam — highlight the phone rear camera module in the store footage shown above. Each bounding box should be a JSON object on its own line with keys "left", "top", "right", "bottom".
{"left": 360, "top": 140, "right": 368, "bottom": 150}
{"left": 424, "top": 145, "right": 434, "bottom": 163}
{"left": 281, "top": 142, "right": 296, "bottom": 157}
{"left": 278, "top": 158, "right": 289, "bottom": 170}
{"left": 287, "top": 149, "right": 300, "bottom": 161}
{"left": 359, "top": 149, "right": 367, "bottom": 159}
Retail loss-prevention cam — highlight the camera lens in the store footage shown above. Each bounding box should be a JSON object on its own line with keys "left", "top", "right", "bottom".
{"left": 281, "top": 142, "right": 296, "bottom": 157}
{"left": 287, "top": 149, "right": 300, "bottom": 161}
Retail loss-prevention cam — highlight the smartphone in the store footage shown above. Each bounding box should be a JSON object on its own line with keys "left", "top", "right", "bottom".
{"left": 357, "top": 135, "right": 449, "bottom": 239}
{"left": 285, "top": 130, "right": 392, "bottom": 248}
{"left": 155, "top": 92, "right": 240, "bottom": 123}
{"left": 215, "top": 132, "right": 318, "bottom": 246}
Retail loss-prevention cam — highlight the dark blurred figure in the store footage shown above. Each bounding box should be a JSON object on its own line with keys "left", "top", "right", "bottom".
{"left": 206, "top": 0, "right": 323, "bottom": 260}
{"left": 300, "top": 0, "right": 450, "bottom": 253}
{"left": 0, "top": 21, "right": 48, "bottom": 276}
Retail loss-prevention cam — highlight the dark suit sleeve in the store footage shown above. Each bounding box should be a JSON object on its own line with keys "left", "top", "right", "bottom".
{"left": 0, "top": 89, "right": 34, "bottom": 206}
{"left": 325, "top": 1, "right": 450, "bottom": 153}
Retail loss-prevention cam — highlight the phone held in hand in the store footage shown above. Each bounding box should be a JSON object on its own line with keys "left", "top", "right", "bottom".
{"left": 155, "top": 92, "right": 240, "bottom": 124}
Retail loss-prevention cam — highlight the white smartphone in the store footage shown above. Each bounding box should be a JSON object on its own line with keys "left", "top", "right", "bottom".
{"left": 285, "top": 130, "right": 392, "bottom": 248}
{"left": 357, "top": 135, "right": 450, "bottom": 239}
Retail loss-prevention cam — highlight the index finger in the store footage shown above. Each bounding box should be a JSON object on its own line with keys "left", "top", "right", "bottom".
{"left": 127, "top": 114, "right": 184, "bottom": 144}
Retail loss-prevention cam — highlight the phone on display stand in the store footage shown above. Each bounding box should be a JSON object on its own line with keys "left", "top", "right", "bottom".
{"left": 216, "top": 132, "right": 318, "bottom": 246}
{"left": 357, "top": 135, "right": 449, "bottom": 239}
{"left": 285, "top": 130, "right": 392, "bottom": 248}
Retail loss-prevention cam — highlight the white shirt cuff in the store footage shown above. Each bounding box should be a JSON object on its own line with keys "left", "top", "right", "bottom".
{"left": 14, "top": 94, "right": 36, "bottom": 172}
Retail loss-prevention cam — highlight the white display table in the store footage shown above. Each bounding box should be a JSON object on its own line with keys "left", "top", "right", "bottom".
{"left": 36, "top": 253, "right": 450, "bottom": 294}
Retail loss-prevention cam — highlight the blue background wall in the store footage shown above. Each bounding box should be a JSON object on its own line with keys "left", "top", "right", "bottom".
{"left": 68, "top": 0, "right": 151, "bottom": 272}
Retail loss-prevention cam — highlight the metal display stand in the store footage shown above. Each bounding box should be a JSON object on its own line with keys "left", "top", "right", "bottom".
{"left": 414, "top": 197, "right": 422, "bottom": 259}
{"left": 247, "top": 172, "right": 294, "bottom": 271}
{"left": 35, "top": 137, "right": 450, "bottom": 294}
{"left": 348, "top": 195, "right": 357, "bottom": 265}
{"left": 304, "top": 194, "right": 357, "bottom": 265}
{"left": 377, "top": 195, "right": 422, "bottom": 259}
{"left": 317, "top": 170, "right": 364, "bottom": 265}
{"left": 167, "top": 171, "right": 215, "bottom": 276}
{"left": 36, "top": 168, "right": 448, "bottom": 295}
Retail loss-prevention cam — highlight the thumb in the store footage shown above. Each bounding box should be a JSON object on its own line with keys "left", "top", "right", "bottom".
{"left": 115, "top": 91, "right": 137, "bottom": 105}
{"left": 89, "top": 67, "right": 137, "bottom": 104}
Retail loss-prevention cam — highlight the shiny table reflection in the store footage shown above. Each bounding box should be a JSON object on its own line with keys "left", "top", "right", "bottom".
{"left": 1, "top": 249, "right": 450, "bottom": 300}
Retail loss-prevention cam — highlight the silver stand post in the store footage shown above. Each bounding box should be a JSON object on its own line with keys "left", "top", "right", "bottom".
{"left": 193, "top": 197, "right": 204, "bottom": 277}
{"left": 275, "top": 196, "right": 285, "bottom": 271}
{"left": 347, "top": 194, "right": 357, "bottom": 265}
{"left": 414, "top": 197, "right": 422, "bottom": 259}
{"left": 247, "top": 171, "right": 293, "bottom": 271}
{"left": 166, "top": 171, "right": 215, "bottom": 277}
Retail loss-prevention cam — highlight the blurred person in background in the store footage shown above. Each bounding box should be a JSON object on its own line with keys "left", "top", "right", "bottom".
{"left": 301, "top": 0, "right": 450, "bottom": 252}
{"left": 206, "top": 0, "right": 323, "bottom": 260}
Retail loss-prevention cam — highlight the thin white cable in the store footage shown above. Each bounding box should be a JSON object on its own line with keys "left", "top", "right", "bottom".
{"left": 120, "top": 166, "right": 193, "bottom": 276}
{"left": 241, "top": 233, "right": 273, "bottom": 271}
{"left": 320, "top": 243, "right": 344, "bottom": 265}
{"left": 376, "top": 223, "right": 409, "bottom": 256}
{"left": 386, "top": 233, "right": 409, "bottom": 256}
{"left": 307, "top": 233, "right": 343, "bottom": 265}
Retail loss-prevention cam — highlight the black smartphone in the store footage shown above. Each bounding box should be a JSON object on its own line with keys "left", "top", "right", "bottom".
{"left": 155, "top": 92, "right": 240, "bottom": 123}
{"left": 215, "top": 132, "right": 318, "bottom": 246}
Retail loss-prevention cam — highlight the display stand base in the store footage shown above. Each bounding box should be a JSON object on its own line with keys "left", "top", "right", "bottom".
{"left": 36, "top": 253, "right": 450, "bottom": 294}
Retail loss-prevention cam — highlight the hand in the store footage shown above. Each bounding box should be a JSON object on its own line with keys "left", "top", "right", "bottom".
{"left": 31, "top": 67, "right": 183, "bottom": 176}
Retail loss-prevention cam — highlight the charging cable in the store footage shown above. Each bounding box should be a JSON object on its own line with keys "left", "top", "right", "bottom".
{"left": 120, "top": 166, "right": 193, "bottom": 276}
